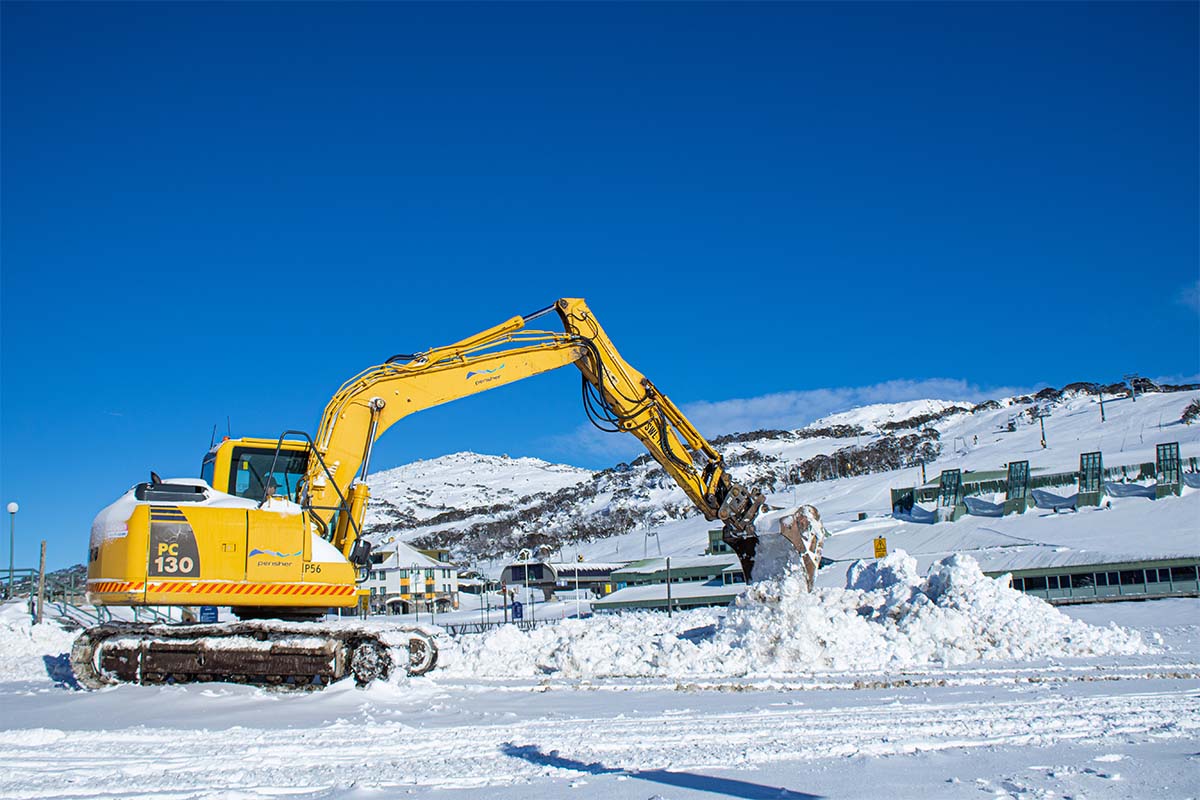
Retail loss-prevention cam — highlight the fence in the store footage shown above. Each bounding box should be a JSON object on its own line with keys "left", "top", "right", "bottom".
{"left": 892, "top": 452, "right": 1197, "bottom": 512}
{"left": 441, "top": 617, "right": 566, "bottom": 636}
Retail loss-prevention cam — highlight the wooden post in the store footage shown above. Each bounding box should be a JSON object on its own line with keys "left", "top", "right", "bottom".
{"left": 36, "top": 540, "right": 46, "bottom": 625}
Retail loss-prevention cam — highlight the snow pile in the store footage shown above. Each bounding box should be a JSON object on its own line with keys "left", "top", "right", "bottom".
{"left": 0, "top": 602, "right": 77, "bottom": 683}
{"left": 717, "top": 551, "right": 1150, "bottom": 672}
{"left": 443, "top": 552, "right": 1151, "bottom": 679}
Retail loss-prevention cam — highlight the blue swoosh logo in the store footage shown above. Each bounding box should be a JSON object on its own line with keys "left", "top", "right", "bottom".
{"left": 249, "top": 549, "right": 302, "bottom": 558}
{"left": 466, "top": 364, "right": 505, "bottom": 380}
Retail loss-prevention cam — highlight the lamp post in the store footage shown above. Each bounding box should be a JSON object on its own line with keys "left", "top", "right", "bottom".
{"left": 518, "top": 547, "right": 532, "bottom": 626}
{"left": 6, "top": 502, "right": 16, "bottom": 598}
{"left": 412, "top": 565, "right": 419, "bottom": 624}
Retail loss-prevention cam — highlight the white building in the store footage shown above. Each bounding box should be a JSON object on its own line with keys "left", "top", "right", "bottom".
{"left": 363, "top": 540, "right": 458, "bottom": 613}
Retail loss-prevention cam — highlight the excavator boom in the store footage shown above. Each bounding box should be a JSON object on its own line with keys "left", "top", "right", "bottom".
{"left": 304, "top": 298, "right": 772, "bottom": 576}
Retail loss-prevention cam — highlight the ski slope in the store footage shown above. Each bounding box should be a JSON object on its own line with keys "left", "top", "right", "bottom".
{"left": 436, "top": 387, "right": 1200, "bottom": 576}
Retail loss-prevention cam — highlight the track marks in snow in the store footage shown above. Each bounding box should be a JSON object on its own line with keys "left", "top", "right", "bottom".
{"left": 1, "top": 689, "right": 1195, "bottom": 798}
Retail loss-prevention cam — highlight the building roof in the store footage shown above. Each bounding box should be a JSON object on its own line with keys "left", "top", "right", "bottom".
{"left": 374, "top": 540, "right": 445, "bottom": 569}
{"left": 613, "top": 554, "right": 739, "bottom": 575}
{"left": 548, "top": 562, "right": 624, "bottom": 577}
{"left": 593, "top": 581, "right": 743, "bottom": 608}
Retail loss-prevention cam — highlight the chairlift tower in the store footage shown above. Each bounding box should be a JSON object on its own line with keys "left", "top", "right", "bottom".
{"left": 1124, "top": 373, "right": 1140, "bottom": 402}
{"left": 643, "top": 529, "right": 662, "bottom": 558}
{"left": 1032, "top": 407, "right": 1051, "bottom": 449}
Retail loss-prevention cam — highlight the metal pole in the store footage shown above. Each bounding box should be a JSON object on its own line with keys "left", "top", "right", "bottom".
{"left": 666, "top": 556, "right": 672, "bottom": 618}
{"left": 6, "top": 502, "right": 17, "bottom": 597}
{"left": 36, "top": 540, "right": 46, "bottom": 625}
{"left": 575, "top": 562, "right": 581, "bottom": 619}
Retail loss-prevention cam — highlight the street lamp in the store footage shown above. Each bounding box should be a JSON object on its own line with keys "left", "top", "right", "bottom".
{"left": 518, "top": 547, "right": 533, "bottom": 625}
{"left": 6, "top": 502, "right": 16, "bottom": 598}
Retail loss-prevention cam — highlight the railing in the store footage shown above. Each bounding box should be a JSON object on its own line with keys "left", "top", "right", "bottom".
{"left": 49, "top": 600, "right": 112, "bottom": 628}
{"left": 45, "top": 598, "right": 183, "bottom": 627}
{"left": 440, "top": 617, "right": 560, "bottom": 636}
{"left": 895, "top": 452, "right": 1196, "bottom": 509}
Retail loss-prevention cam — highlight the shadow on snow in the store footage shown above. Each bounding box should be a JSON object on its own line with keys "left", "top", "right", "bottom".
{"left": 501, "top": 742, "right": 822, "bottom": 799}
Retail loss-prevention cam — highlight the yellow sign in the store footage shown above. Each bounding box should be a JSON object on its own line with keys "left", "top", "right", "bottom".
{"left": 873, "top": 537, "right": 888, "bottom": 559}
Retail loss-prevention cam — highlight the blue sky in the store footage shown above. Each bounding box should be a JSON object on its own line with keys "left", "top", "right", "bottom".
{"left": 2, "top": 2, "right": 1197, "bottom": 568}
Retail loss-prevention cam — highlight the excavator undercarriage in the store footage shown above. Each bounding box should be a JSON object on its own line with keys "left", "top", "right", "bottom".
{"left": 71, "top": 620, "right": 438, "bottom": 689}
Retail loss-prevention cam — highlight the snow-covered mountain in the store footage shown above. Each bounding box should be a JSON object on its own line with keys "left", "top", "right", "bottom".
{"left": 804, "top": 398, "right": 969, "bottom": 431}
{"left": 363, "top": 382, "right": 1200, "bottom": 566}
{"left": 367, "top": 452, "right": 592, "bottom": 523}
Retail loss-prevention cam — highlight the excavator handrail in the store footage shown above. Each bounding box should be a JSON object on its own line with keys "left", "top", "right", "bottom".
{"left": 264, "top": 429, "right": 362, "bottom": 545}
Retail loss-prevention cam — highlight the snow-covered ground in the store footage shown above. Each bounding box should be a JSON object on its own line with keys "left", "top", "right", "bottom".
{"left": 1, "top": 594, "right": 1197, "bottom": 799}
{"left": 3, "top": 387, "right": 1196, "bottom": 799}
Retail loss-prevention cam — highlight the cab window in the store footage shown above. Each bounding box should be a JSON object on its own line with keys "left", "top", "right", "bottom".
{"left": 200, "top": 454, "right": 216, "bottom": 488}
{"left": 228, "top": 447, "right": 308, "bottom": 502}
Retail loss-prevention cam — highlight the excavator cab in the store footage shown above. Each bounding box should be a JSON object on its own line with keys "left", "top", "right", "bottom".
{"left": 201, "top": 438, "right": 310, "bottom": 503}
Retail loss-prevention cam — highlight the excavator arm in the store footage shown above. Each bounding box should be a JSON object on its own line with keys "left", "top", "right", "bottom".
{"left": 554, "top": 299, "right": 765, "bottom": 543}
{"left": 301, "top": 298, "right": 772, "bottom": 577}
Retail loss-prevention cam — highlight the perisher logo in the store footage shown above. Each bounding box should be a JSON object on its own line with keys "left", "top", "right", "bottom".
{"left": 466, "top": 364, "right": 506, "bottom": 383}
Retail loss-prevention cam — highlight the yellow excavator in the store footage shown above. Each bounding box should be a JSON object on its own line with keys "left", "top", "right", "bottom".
{"left": 73, "top": 298, "right": 823, "bottom": 689}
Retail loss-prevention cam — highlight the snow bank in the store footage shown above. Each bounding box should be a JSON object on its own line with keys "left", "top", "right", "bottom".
{"left": 443, "top": 552, "right": 1151, "bottom": 679}
{"left": 0, "top": 602, "right": 77, "bottom": 683}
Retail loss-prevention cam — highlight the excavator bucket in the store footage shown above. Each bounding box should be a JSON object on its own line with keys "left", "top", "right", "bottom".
{"left": 724, "top": 505, "right": 826, "bottom": 589}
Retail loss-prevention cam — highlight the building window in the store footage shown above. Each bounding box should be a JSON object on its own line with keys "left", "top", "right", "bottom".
{"left": 1070, "top": 573, "right": 1095, "bottom": 589}
{"left": 1170, "top": 566, "right": 1197, "bottom": 583}
{"left": 1119, "top": 570, "right": 1145, "bottom": 586}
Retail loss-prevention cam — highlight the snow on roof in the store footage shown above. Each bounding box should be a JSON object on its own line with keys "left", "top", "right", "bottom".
{"left": 374, "top": 540, "right": 444, "bottom": 569}
{"left": 615, "top": 554, "right": 740, "bottom": 574}
{"left": 594, "top": 581, "right": 742, "bottom": 606}
{"left": 549, "top": 561, "right": 625, "bottom": 572}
